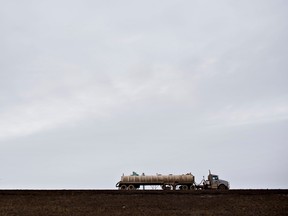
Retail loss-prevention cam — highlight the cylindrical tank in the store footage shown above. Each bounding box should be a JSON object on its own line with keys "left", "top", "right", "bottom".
{"left": 120, "top": 173, "right": 194, "bottom": 185}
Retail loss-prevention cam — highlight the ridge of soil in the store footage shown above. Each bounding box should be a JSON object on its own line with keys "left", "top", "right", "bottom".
{"left": 0, "top": 189, "right": 287, "bottom": 215}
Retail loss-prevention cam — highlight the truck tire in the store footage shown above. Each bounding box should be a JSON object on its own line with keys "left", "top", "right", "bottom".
{"left": 128, "top": 185, "right": 135, "bottom": 190}
{"left": 190, "top": 185, "right": 195, "bottom": 190}
{"left": 162, "top": 185, "right": 172, "bottom": 190}
{"left": 181, "top": 185, "right": 188, "bottom": 190}
{"left": 218, "top": 184, "right": 226, "bottom": 190}
{"left": 120, "top": 185, "right": 127, "bottom": 190}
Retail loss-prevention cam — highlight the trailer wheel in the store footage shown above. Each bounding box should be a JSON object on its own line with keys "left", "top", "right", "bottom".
{"left": 182, "top": 185, "right": 188, "bottom": 190}
{"left": 128, "top": 185, "right": 135, "bottom": 190}
{"left": 120, "top": 185, "right": 127, "bottom": 190}
{"left": 162, "top": 185, "right": 172, "bottom": 190}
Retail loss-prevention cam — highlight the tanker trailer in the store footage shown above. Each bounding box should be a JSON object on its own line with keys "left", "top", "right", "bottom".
{"left": 116, "top": 173, "right": 195, "bottom": 190}
{"left": 116, "top": 171, "right": 229, "bottom": 190}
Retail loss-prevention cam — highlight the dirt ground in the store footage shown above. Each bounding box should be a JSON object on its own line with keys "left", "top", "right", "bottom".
{"left": 0, "top": 190, "right": 287, "bottom": 216}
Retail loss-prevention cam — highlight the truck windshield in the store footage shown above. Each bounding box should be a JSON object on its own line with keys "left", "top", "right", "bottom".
{"left": 212, "top": 176, "right": 218, "bottom": 180}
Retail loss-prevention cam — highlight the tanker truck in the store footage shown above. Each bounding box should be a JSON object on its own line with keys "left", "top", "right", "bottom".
{"left": 116, "top": 170, "right": 229, "bottom": 190}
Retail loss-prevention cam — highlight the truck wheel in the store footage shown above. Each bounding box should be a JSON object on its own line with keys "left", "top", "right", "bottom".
{"left": 182, "top": 185, "right": 188, "bottom": 190}
{"left": 128, "top": 185, "right": 135, "bottom": 190}
{"left": 218, "top": 184, "right": 226, "bottom": 190}
{"left": 120, "top": 185, "right": 127, "bottom": 190}
{"left": 162, "top": 185, "right": 171, "bottom": 190}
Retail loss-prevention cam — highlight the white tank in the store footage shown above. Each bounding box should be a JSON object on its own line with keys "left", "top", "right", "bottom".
{"left": 121, "top": 173, "right": 194, "bottom": 185}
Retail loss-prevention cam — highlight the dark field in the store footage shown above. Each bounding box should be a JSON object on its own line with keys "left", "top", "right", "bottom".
{"left": 0, "top": 190, "right": 287, "bottom": 216}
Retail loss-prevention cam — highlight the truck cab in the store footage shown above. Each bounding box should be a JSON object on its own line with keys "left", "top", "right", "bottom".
{"left": 206, "top": 173, "right": 229, "bottom": 190}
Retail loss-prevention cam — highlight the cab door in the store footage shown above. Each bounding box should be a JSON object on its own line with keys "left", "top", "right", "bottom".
{"left": 211, "top": 175, "right": 219, "bottom": 189}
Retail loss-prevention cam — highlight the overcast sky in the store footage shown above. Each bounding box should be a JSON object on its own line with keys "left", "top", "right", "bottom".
{"left": 0, "top": 0, "right": 287, "bottom": 189}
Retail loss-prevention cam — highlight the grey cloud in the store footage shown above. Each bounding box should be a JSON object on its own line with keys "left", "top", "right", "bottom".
{"left": 0, "top": 0, "right": 287, "bottom": 189}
